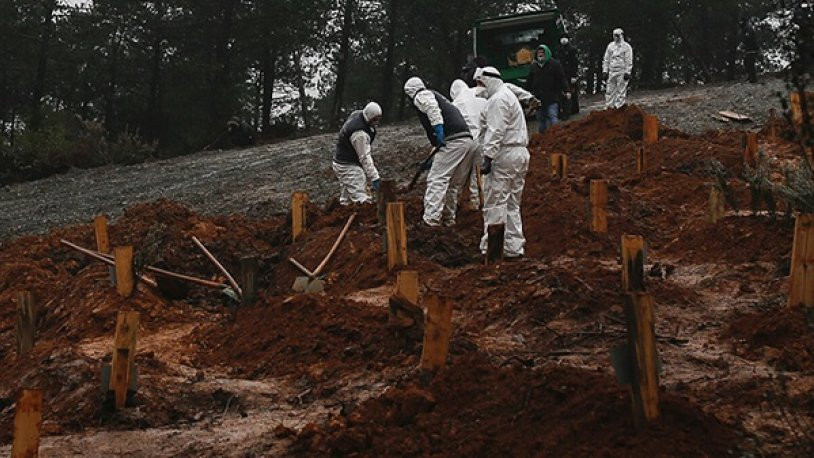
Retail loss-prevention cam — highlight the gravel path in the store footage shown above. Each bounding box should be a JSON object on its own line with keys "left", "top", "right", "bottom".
{"left": 0, "top": 77, "right": 787, "bottom": 241}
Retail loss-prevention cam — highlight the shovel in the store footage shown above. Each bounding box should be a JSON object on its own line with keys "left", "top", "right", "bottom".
{"left": 398, "top": 146, "right": 440, "bottom": 194}
{"left": 289, "top": 213, "right": 356, "bottom": 293}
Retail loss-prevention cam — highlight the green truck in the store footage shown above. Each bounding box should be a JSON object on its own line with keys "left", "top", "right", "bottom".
{"left": 471, "top": 8, "right": 567, "bottom": 86}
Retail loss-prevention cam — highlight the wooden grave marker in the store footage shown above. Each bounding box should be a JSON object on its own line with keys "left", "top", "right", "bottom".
{"left": 708, "top": 187, "right": 726, "bottom": 223}
{"left": 11, "top": 388, "right": 43, "bottom": 458}
{"left": 110, "top": 311, "right": 139, "bottom": 410}
{"left": 240, "top": 256, "right": 258, "bottom": 307}
{"left": 790, "top": 91, "right": 814, "bottom": 128}
{"left": 389, "top": 270, "right": 423, "bottom": 328}
{"left": 643, "top": 115, "right": 659, "bottom": 144}
{"left": 550, "top": 153, "right": 568, "bottom": 179}
{"left": 744, "top": 132, "right": 758, "bottom": 166}
{"left": 621, "top": 235, "right": 646, "bottom": 292}
{"left": 624, "top": 292, "right": 661, "bottom": 429}
{"left": 15, "top": 291, "right": 37, "bottom": 356}
{"left": 789, "top": 214, "right": 814, "bottom": 307}
{"left": 419, "top": 295, "right": 453, "bottom": 371}
{"left": 291, "top": 191, "right": 308, "bottom": 242}
{"left": 485, "top": 224, "right": 505, "bottom": 265}
{"left": 377, "top": 179, "right": 397, "bottom": 225}
{"left": 386, "top": 202, "right": 408, "bottom": 270}
{"left": 636, "top": 145, "right": 646, "bottom": 174}
{"left": 114, "top": 246, "right": 134, "bottom": 297}
{"left": 590, "top": 180, "right": 608, "bottom": 233}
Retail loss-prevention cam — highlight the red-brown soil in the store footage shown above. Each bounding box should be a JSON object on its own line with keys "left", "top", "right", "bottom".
{"left": 290, "top": 354, "right": 745, "bottom": 457}
{"left": 0, "top": 105, "right": 809, "bottom": 455}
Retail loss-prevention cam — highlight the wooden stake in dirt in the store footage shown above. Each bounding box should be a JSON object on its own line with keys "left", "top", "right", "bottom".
{"left": 94, "top": 215, "right": 110, "bottom": 254}
{"left": 11, "top": 388, "right": 43, "bottom": 458}
{"left": 550, "top": 153, "right": 568, "bottom": 178}
{"left": 708, "top": 187, "right": 726, "bottom": 223}
{"left": 114, "top": 246, "right": 135, "bottom": 297}
{"left": 636, "top": 145, "right": 646, "bottom": 174}
{"left": 789, "top": 214, "right": 814, "bottom": 307}
{"left": 621, "top": 235, "right": 646, "bottom": 292}
{"left": 15, "top": 291, "right": 37, "bottom": 356}
{"left": 386, "top": 202, "right": 408, "bottom": 270}
{"left": 377, "top": 179, "right": 397, "bottom": 225}
{"left": 474, "top": 165, "right": 485, "bottom": 210}
{"left": 768, "top": 108, "right": 778, "bottom": 142}
{"left": 485, "top": 224, "right": 505, "bottom": 264}
{"left": 590, "top": 180, "right": 608, "bottom": 233}
{"left": 643, "top": 115, "right": 659, "bottom": 144}
{"left": 389, "top": 270, "right": 423, "bottom": 328}
{"left": 240, "top": 257, "right": 258, "bottom": 307}
{"left": 396, "top": 270, "right": 419, "bottom": 304}
{"left": 624, "top": 292, "right": 660, "bottom": 429}
{"left": 744, "top": 132, "right": 758, "bottom": 166}
{"left": 790, "top": 91, "right": 814, "bottom": 128}
{"left": 291, "top": 191, "right": 308, "bottom": 242}
{"left": 419, "top": 295, "right": 453, "bottom": 371}
{"left": 111, "top": 311, "right": 139, "bottom": 410}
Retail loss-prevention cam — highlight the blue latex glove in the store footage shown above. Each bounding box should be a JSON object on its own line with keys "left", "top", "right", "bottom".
{"left": 371, "top": 179, "right": 380, "bottom": 191}
{"left": 481, "top": 156, "right": 493, "bottom": 175}
{"left": 420, "top": 157, "right": 434, "bottom": 172}
{"left": 433, "top": 124, "right": 445, "bottom": 147}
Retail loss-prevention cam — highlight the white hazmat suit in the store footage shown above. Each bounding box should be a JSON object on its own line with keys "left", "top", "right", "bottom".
{"left": 450, "top": 79, "right": 488, "bottom": 209}
{"left": 404, "top": 77, "right": 477, "bottom": 226}
{"left": 474, "top": 67, "right": 530, "bottom": 258}
{"left": 603, "top": 28, "right": 633, "bottom": 109}
{"left": 332, "top": 102, "right": 382, "bottom": 205}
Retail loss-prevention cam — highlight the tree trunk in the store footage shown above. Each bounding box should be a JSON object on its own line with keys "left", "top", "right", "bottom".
{"left": 29, "top": 1, "right": 55, "bottom": 132}
{"left": 210, "top": 0, "right": 236, "bottom": 130}
{"left": 293, "top": 49, "right": 309, "bottom": 130}
{"left": 145, "top": 1, "right": 164, "bottom": 142}
{"left": 380, "top": 0, "right": 397, "bottom": 120}
{"left": 398, "top": 59, "right": 410, "bottom": 120}
{"left": 261, "top": 46, "right": 277, "bottom": 133}
{"left": 105, "top": 31, "right": 120, "bottom": 136}
{"left": 331, "top": 0, "right": 355, "bottom": 126}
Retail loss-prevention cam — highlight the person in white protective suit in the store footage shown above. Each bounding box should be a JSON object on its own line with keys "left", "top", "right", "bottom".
{"left": 474, "top": 67, "right": 530, "bottom": 258}
{"left": 602, "top": 28, "right": 633, "bottom": 109}
{"left": 403, "top": 77, "right": 478, "bottom": 226}
{"left": 449, "top": 79, "right": 488, "bottom": 210}
{"left": 332, "top": 101, "right": 382, "bottom": 205}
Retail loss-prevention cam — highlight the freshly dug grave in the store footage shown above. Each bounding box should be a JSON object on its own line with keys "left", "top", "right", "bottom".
{"left": 290, "top": 354, "right": 749, "bottom": 457}
{"left": 726, "top": 305, "right": 814, "bottom": 372}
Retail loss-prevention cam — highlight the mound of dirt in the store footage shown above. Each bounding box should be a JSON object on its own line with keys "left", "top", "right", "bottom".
{"left": 192, "top": 294, "right": 418, "bottom": 382}
{"left": 727, "top": 305, "right": 814, "bottom": 372}
{"left": 290, "top": 354, "right": 747, "bottom": 457}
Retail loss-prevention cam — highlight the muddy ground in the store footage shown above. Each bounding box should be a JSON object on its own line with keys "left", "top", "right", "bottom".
{"left": 1, "top": 78, "right": 812, "bottom": 456}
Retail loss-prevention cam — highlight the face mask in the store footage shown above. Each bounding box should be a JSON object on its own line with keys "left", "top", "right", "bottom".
{"left": 560, "top": 38, "right": 569, "bottom": 45}
{"left": 474, "top": 85, "right": 488, "bottom": 99}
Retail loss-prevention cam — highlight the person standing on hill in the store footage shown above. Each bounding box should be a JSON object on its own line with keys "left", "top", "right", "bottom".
{"left": 475, "top": 67, "right": 530, "bottom": 259}
{"left": 602, "top": 28, "right": 634, "bottom": 109}
{"left": 558, "top": 34, "right": 580, "bottom": 119}
{"left": 449, "top": 79, "right": 488, "bottom": 211}
{"left": 526, "top": 44, "right": 570, "bottom": 134}
{"left": 404, "top": 77, "right": 478, "bottom": 227}
{"left": 332, "top": 102, "right": 382, "bottom": 205}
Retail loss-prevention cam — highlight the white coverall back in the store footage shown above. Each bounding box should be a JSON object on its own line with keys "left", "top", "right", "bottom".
{"left": 450, "top": 80, "right": 488, "bottom": 209}
{"left": 603, "top": 39, "right": 633, "bottom": 109}
{"left": 478, "top": 83, "right": 530, "bottom": 257}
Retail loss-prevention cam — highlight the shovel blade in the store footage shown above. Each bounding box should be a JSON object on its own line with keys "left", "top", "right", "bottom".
{"left": 304, "top": 279, "right": 325, "bottom": 293}
{"left": 293, "top": 276, "right": 310, "bottom": 292}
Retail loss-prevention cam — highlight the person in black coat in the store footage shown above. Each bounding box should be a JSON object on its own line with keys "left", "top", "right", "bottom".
{"left": 558, "top": 34, "right": 580, "bottom": 118}
{"left": 526, "top": 44, "right": 570, "bottom": 134}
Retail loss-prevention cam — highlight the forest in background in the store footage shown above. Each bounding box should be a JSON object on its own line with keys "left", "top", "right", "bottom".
{"left": 0, "top": 0, "right": 806, "bottom": 183}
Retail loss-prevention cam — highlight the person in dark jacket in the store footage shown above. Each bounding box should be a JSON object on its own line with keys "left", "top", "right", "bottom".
{"left": 332, "top": 102, "right": 382, "bottom": 205}
{"left": 526, "top": 44, "right": 570, "bottom": 134}
{"left": 558, "top": 34, "right": 580, "bottom": 119}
